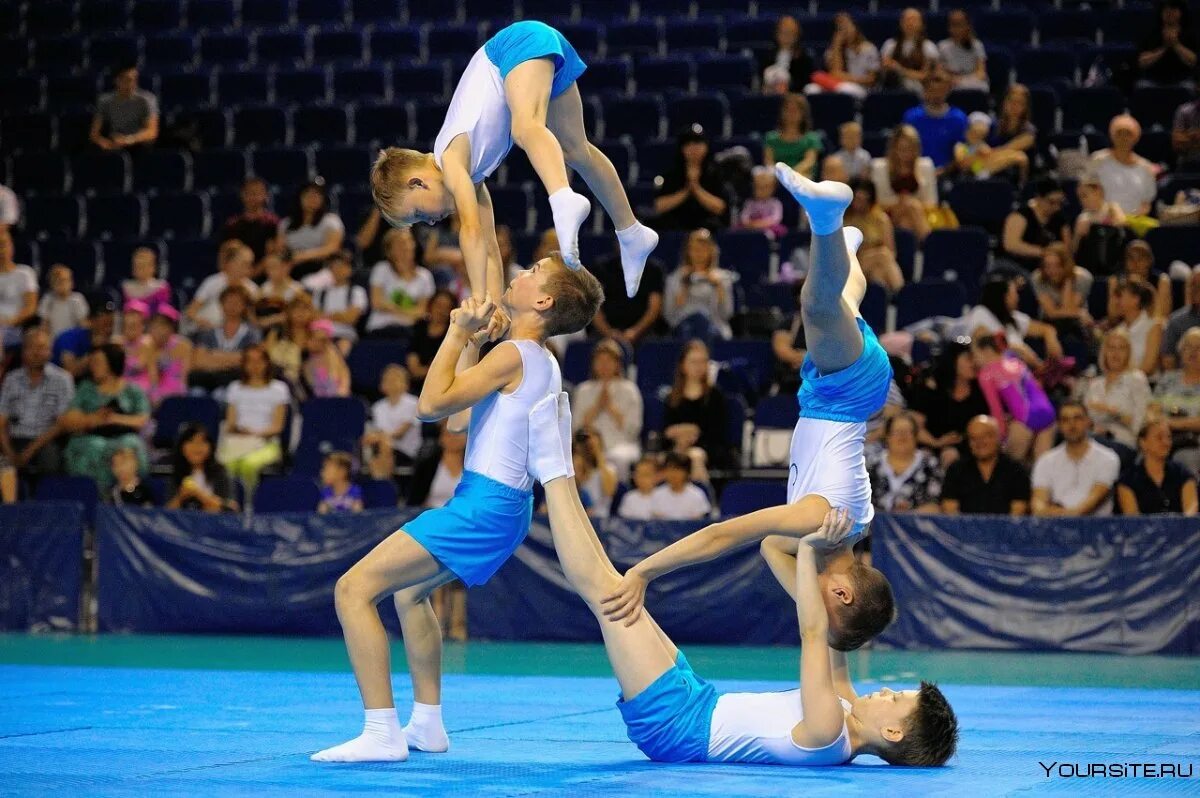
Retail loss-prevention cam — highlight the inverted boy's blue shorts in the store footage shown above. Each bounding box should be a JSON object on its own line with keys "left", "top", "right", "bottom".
{"left": 798, "top": 317, "right": 893, "bottom": 423}
{"left": 484, "top": 20, "right": 588, "bottom": 98}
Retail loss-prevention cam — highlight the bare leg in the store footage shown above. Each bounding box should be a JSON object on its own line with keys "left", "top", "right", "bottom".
{"left": 0, "top": 468, "right": 15, "bottom": 503}
{"left": 394, "top": 575, "right": 456, "bottom": 754}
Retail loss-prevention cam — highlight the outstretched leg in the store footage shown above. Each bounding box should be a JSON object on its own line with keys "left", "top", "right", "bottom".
{"left": 504, "top": 59, "right": 591, "bottom": 269}
{"left": 393, "top": 579, "right": 456, "bottom": 753}
{"left": 774, "top": 165, "right": 865, "bottom": 375}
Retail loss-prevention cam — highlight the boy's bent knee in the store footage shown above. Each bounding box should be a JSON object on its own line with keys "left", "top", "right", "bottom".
{"left": 510, "top": 117, "right": 549, "bottom": 149}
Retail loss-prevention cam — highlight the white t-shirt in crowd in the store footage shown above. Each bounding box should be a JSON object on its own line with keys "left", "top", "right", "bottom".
{"left": 38, "top": 292, "right": 90, "bottom": 338}
{"left": 426, "top": 462, "right": 461, "bottom": 508}
{"left": 313, "top": 282, "right": 368, "bottom": 341}
{"left": 0, "top": 264, "right": 37, "bottom": 322}
{"left": 366, "top": 261, "right": 436, "bottom": 331}
{"left": 959, "top": 305, "right": 1031, "bottom": 349}
{"left": 191, "top": 273, "right": 259, "bottom": 329}
{"left": 617, "top": 490, "right": 657, "bottom": 520}
{"left": 371, "top": 394, "right": 422, "bottom": 458}
{"left": 280, "top": 213, "right": 345, "bottom": 254}
{"left": 1089, "top": 152, "right": 1157, "bottom": 216}
{"left": 650, "top": 483, "right": 712, "bottom": 520}
{"left": 1031, "top": 440, "right": 1121, "bottom": 516}
{"left": 226, "top": 379, "right": 290, "bottom": 436}
{"left": 0, "top": 184, "right": 19, "bottom": 225}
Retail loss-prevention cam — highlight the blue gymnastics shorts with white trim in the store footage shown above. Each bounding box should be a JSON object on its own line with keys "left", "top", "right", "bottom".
{"left": 484, "top": 20, "right": 588, "bottom": 99}
{"left": 617, "top": 651, "right": 719, "bottom": 763}
{"left": 798, "top": 317, "right": 893, "bottom": 423}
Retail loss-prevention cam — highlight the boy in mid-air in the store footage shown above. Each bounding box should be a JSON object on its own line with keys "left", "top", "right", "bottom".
{"left": 371, "top": 20, "right": 658, "bottom": 300}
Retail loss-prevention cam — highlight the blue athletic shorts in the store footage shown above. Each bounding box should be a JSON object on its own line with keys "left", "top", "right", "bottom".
{"left": 798, "top": 317, "right": 893, "bottom": 423}
{"left": 483, "top": 20, "right": 588, "bottom": 98}
{"left": 616, "top": 651, "right": 719, "bottom": 763}
{"left": 402, "top": 470, "right": 533, "bottom": 587}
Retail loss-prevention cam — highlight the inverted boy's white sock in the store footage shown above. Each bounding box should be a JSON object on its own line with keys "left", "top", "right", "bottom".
{"left": 311, "top": 707, "right": 409, "bottom": 762}
{"left": 548, "top": 188, "right": 591, "bottom": 269}
{"left": 615, "top": 222, "right": 659, "bottom": 298}
{"left": 403, "top": 702, "right": 449, "bottom": 753}
{"left": 773, "top": 163, "right": 852, "bottom": 236}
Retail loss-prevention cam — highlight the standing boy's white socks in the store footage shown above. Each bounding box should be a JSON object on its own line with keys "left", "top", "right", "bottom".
{"left": 403, "top": 702, "right": 450, "bottom": 753}
{"left": 311, "top": 707, "right": 409, "bottom": 762}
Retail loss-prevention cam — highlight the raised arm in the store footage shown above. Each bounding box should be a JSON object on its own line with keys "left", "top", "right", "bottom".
{"left": 440, "top": 140, "right": 490, "bottom": 301}
{"left": 416, "top": 297, "right": 520, "bottom": 422}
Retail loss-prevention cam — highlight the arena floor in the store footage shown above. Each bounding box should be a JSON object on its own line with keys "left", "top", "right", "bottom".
{"left": 1, "top": 635, "right": 1197, "bottom": 797}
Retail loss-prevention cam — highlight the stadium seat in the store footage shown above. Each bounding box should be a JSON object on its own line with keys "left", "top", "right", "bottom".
{"left": 635, "top": 56, "right": 693, "bottom": 94}
{"left": 217, "top": 69, "right": 270, "bottom": 105}
{"left": 946, "top": 88, "right": 989, "bottom": 115}
{"left": 33, "top": 476, "right": 100, "bottom": 525}
{"left": 132, "top": 0, "right": 184, "bottom": 31}
{"left": 232, "top": 107, "right": 289, "bottom": 147}
{"left": 695, "top": 53, "right": 755, "bottom": 93}
{"left": 712, "top": 339, "right": 773, "bottom": 393}
{"left": 667, "top": 94, "right": 728, "bottom": 140}
{"left": 1098, "top": 7, "right": 1151, "bottom": 46}
{"left": 352, "top": 0, "right": 402, "bottom": 24}
{"left": 745, "top": 282, "right": 793, "bottom": 312}
{"left": 893, "top": 227, "right": 916, "bottom": 283}
{"left": 45, "top": 75, "right": 97, "bottom": 110}
{"left": 1016, "top": 48, "right": 1077, "bottom": 87}
{"left": 40, "top": 240, "right": 100, "bottom": 286}
{"left": 730, "top": 94, "right": 781, "bottom": 136}
{"left": 158, "top": 71, "right": 214, "bottom": 109}
{"left": 153, "top": 396, "right": 222, "bottom": 449}
{"left": 292, "top": 106, "right": 348, "bottom": 146}
{"left": 368, "top": 28, "right": 423, "bottom": 63}
{"left": 1, "top": 113, "right": 53, "bottom": 155}
{"left": 333, "top": 66, "right": 388, "bottom": 103}
{"left": 976, "top": 8, "right": 1034, "bottom": 46}
{"left": 315, "top": 147, "right": 372, "bottom": 188}
{"left": 25, "top": 2, "right": 77, "bottom": 38}
{"left": 360, "top": 478, "right": 399, "bottom": 509}
{"left": 641, "top": 0, "right": 695, "bottom": 19}
{"left": 89, "top": 34, "right": 141, "bottom": 70}
{"left": 725, "top": 16, "right": 773, "bottom": 49}
{"left": 255, "top": 476, "right": 321, "bottom": 513}
{"left": 86, "top": 195, "right": 146, "bottom": 240}
{"left": 1131, "top": 86, "right": 1196, "bottom": 131}
{"left": 0, "top": 39, "right": 31, "bottom": 76}
{"left": 862, "top": 90, "right": 920, "bottom": 134}
{"left": 1062, "top": 87, "right": 1126, "bottom": 132}
{"left": 946, "top": 180, "right": 1015, "bottom": 238}
{"left": 147, "top": 193, "right": 207, "bottom": 239}
{"left": 562, "top": 339, "right": 598, "bottom": 386}
{"left": 243, "top": 0, "right": 294, "bottom": 28}
{"left": 23, "top": 196, "right": 82, "bottom": 239}
{"left": 636, "top": 339, "right": 685, "bottom": 394}
{"left": 145, "top": 33, "right": 200, "bottom": 69}
{"left": 859, "top": 283, "right": 887, "bottom": 334}
{"left": 191, "top": 149, "right": 247, "bottom": 190}
{"left": 1146, "top": 226, "right": 1200, "bottom": 269}
{"left": 808, "top": 93, "right": 856, "bottom": 140}
{"left": 1136, "top": 130, "right": 1174, "bottom": 166}
{"left": 582, "top": 58, "right": 632, "bottom": 94}
{"left": 33, "top": 36, "right": 85, "bottom": 76}
{"left": 293, "top": 398, "right": 368, "bottom": 477}
{"left": 895, "top": 280, "right": 967, "bottom": 329}
{"left": 356, "top": 104, "right": 413, "bottom": 146}
{"left": 719, "top": 480, "right": 787, "bottom": 516}
{"left": 275, "top": 69, "right": 330, "bottom": 104}
{"left": 603, "top": 94, "right": 664, "bottom": 140}
{"left": 427, "top": 24, "right": 481, "bottom": 59}
{"left": 858, "top": 12, "right": 901, "bottom": 46}
{"left": 189, "top": 0, "right": 238, "bottom": 31}
{"left": 347, "top": 339, "right": 409, "bottom": 397}
{"left": 1039, "top": 8, "right": 1098, "bottom": 45}
{"left": 165, "top": 238, "right": 219, "bottom": 289}
{"left": 1, "top": 75, "right": 42, "bottom": 114}
{"left": 716, "top": 230, "right": 771, "bottom": 287}
{"left": 607, "top": 20, "right": 662, "bottom": 58}
{"left": 200, "top": 32, "right": 253, "bottom": 66}
{"left": 753, "top": 393, "right": 799, "bottom": 430}
{"left": 100, "top": 241, "right": 163, "bottom": 287}
{"left": 921, "top": 227, "right": 989, "bottom": 301}
{"left": 488, "top": 185, "right": 533, "bottom": 233}
{"left": 664, "top": 19, "right": 722, "bottom": 52}
{"left": 313, "top": 29, "right": 365, "bottom": 64}
{"left": 131, "top": 150, "right": 190, "bottom": 193}
{"left": 415, "top": 100, "right": 452, "bottom": 142}
{"left": 298, "top": 0, "right": 349, "bottom": 25}
{"left": 11, "top": 153, "right": 68, "bottom": 195}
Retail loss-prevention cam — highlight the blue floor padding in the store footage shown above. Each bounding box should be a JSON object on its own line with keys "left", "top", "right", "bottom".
{"left": 1, "top": 665, "right": 1197, "bottom": 797}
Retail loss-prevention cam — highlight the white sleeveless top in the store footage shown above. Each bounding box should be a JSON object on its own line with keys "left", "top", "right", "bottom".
{"left": 708, "top": 690, "right": 853, "bottom": 766}
{"left": 433, "top": 48, "right": 513, "bottom": 184}
{"left": 1120, "top": 312, "right": 1154, "bottom": 371}
{"left": 464, "top": 339, "right": 562, "bottom": 492}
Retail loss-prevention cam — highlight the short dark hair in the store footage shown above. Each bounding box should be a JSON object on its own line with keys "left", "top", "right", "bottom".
{"left": 829, "top": 561, "right": 895, "bottom": 651}
{"left": 879, "top": 682, "right": 959, "bottom": 766}
{"left": 1118, "top": 278, "right": 1154, "bottom": 309}
{"left": 1031, "top": 176, "right": 1062, "bottom": 198}
{"left": 93, "top": 342, "right": 126, "bottom": 376}
{"left": 1057, "top": 399, "right": 1088, "bottom": 419}
{"left": 662, "top": 451, "right": 691, "bottom": 472}
{"left": 540, "top": 252, "right": 604, "bottom": 337}
{"left": 324, "top": 451, "right": 354, "bottom": 476}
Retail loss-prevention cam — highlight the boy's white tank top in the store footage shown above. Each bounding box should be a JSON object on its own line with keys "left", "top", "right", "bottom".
{"left": 708, "top": 690, "right": 853, "bottom": 766}
{"left": 433, "top": 48, "right": 513, "bottom": 184}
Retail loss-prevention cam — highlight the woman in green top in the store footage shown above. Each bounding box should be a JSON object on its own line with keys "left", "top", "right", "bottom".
{"left": 764, "top": 93, "right": 823, "bottom": 178}
{"left": 60, "top": 343, "right": 151, "bottom": 492}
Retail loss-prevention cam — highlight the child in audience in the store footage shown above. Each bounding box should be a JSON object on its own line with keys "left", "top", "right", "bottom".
{"left": 364, "top": 364, "right": 422, "bottom": 479}
{"left": 38, "top": 264, "right": 89, "bottom": 338}
{"left": 110, "top": 446, "right": 154, "bottom": 506}
{"left": 649, "top": 452, "right": 712, "bottom": 520}
{"left": 616, "top": 454, "right": 661, "bottom": 521}
{"left": 304, "top": 319, "right": 351, "bottom": 398}
{"left": 256, "top": 254, "right": 306, "bottom": 330}
{"left": 187, "top": 240, "right": 258, "bottom": 333}
{"left": 1074, "top": 173, "right": 1127, "bottom": 242}
{"left": 318, "top": 451, "right": 363, "bottom": 514}
{"left": 738, "top": 167, "right": 787, "bottom": 237}
{"left": 953, "top": 112, "right": 1029, "bottom": 182}
{"left": 833, "top": 121, "right": 871, "bottom": 180}
{"left": 121, "top": 247, "right": 171, "bottom": 317}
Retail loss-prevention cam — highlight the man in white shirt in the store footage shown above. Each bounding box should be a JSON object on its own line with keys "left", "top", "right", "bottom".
{"left": 313, "top": 251, "right": 368, "bottom": 342}
{"left": 1031, "top": 401, "right": 1121, "bottom": 517}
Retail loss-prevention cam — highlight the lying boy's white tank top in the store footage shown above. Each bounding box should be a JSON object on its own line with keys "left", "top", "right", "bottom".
{"left": 464, "top": 339, "right": 561, "bottom": 492}
{"left": 433, "top": 48, "right": 513, "bottom": 184}
{"left": 707, "top": 690, "right": 853, "bottom": 766}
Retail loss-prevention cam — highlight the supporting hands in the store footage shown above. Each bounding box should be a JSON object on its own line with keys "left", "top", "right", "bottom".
{"left": 800, "top": 507, "right": 857, "bottom": 551}
{"left": 451, "top": 295, "right": 497, "bottom": 336}
{"left": 600, "top": 566, "right": 649, "bottom": 627}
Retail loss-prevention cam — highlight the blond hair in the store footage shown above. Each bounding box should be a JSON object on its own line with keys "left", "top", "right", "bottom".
{"left": 371, "top": 147, "right": 429, "bottom": 225}
{"left": 539, "top": 252, "right": 604, "bottom": 337}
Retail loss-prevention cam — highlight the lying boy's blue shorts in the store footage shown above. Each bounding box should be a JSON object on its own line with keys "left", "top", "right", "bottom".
{"left": 616, "top": 651, "right": 719, "bottom": 763}
{"left": 484, "top": 20, "right": 588, "bottom": 99}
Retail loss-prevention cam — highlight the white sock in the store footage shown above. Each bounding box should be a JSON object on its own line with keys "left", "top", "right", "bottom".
{"left": 548, "top": 188, "right": 591, "bottom": 270}
{"left": 773, "top": 163, "right": 852, "bottom": 236}
{"left": 615, "top": 222, "right": 659, "bottom": 298}
{"left": 528, "top": 395, "right": 569, "bottom": 484}
{"left": 403, "top": 702, "right": 450, "bottom": 753}
{"left": 843, "top": 226, "right": 864, "bottom": 255}
{"left": 311, "top": 707, "right": 409, "bottom": 762}
{"left": 557, "top": 392, "right": 575, "bottom": 480}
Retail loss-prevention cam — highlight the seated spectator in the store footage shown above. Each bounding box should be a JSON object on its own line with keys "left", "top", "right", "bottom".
{"left": 120, "top": 298, "right": 149, "bottom": 373}
{"left": 663, "top": 339, "right": 730, "bottom": 480}
{"left": 0, "top": 227, "right": 37, "bottom": 347}
{"left": 1162, "top": 270, "right": 1200, "bottom": 368}
{"left": 764, "top": 94, "right": 822, "bottom": 179}
{"left": 278, "top": 181, "right": 345, "bottom": 282}
{"left": 772, "top": 281, "right": 806, "bottom": 393}
{"left": 1117, "top": 420, "right": 1199, "bottom": 514}
{"left": 961, "top": 275, "right": 1064, "bottom": 368}
{"left": 882, "top": 8, "right": 940, "bottom": 93}
{"left": 1073, "top": 174, "right": 1127, "bottom": 246}
{"left": 938, "top": 9, "right": 988, "bottom": 92}
{"left": 60, "top": 344, "right": 149, "bottom": 493}
{"left": 366, "top": 229, "right": 435, "bottom": 337}
{"left": 190, "top": 285, "right": 261, "bottom": 392}
{"left": 988, "top": 83, "right": 1037, "bottom": 161}
{"left": 109, "top": 445, "right": 154, "bottom": 506}
{"left": 651, "top": 452, "right": 712, "bottom": 520}
{"left": 616, "top": 454, "right": 661, "bottom": 521}
{"left": 999, "top": 178, "right": 1070, "bottom": 275}
{"left": 1136, "top": 0, "right": 1198, "bottom": 89}
{"left": 1113, "top": 279, "right": 1165, "bottom": 376}
{"left": 1083, "top": 329, "right": 1151, "bottom": 449}
{"left": 954, "top": 112, "right": 1028, "bottom": 183}
{"left": 1032, "top": 402, "right": 1122, "bottom": 517}
{"left": 318, "top": 451, "right": 363, "bottom": 514}
{"left": 1090, "top": 116, "right": 1159, "bottom": 235}
{"left": 820, "top": 154, "right": 850, "bottom": 184}
{"left": 759, "top": 15, "right": 815, "bottom": 95}
{"left": 739, "top": 167, "right": 786, "bottom": 237}
{"left": 832, "top": 121, "right": 871, "bottom": 181}
{"left": 265, "top": 294, "right": 315, "bottom": 390}
{"left": 664, "top": 229, "right": 735, "bottom": 342}
{"left": 121, "top": 247, "right": 170, "bottom": 317}
{"left": 255, "top": 254, "right": 305, "bottom": 330}
{"left": 940, "top": 415, "right": 1031, "bottom": 515}
{"left": 128, "top": 306, "right": 189, "bottom": 407}
{"left": 216, "top": 345, "right": 290, "bottom": 496}
{"left": 912, "top": 340, "right": 989, "bottom": 467}
{"left": 364, "top": 364, "right": 421, "bottom": 479}
{"left": 591, "top": 246, "right": 664, "bottom": 346}
{"left": 572, "top": 427, "right": 618, "bottom": 519}
{"left": 1031, "top": 243, "right": 1093, "bottom": 350}
{"left": 186, "top": 240, "right": 258, "bottom": 333}
{"left": 1108, "top": 240, "right": 1173, "bottom": 323}
{"left": 572, "top": 339, "right": 642, "bottom": 476}
{"left": 409, "top": 423, "right": 465, "bottom": 509}
{"left": 312, "top": 250, "right": 367, "bottom": 345}
{"left": 870, "top": 125, "right": 937, "bottom": 241}
{"left": 0, "top": 327, "right": 74, "bottom": 482}
{"left": 166, "top": 422, "right": 238, "bottom": 513}
{"left": 354, "top": 207, "right": 389, "bottom": 270}
{"left": 56, "top": 298, "right": 116, "bottom": 379}
{"left": 1152, "top": 326, "right": 1200, "bottom": 475}
{"left": 38, "top": 264, "right": 89, "bottom": 339}
{"left": 89, "top": 64, "right": 158, "bottom": 151}
{"left": 972, "top": 334, "right": 1056, "bottom": 463}
{"left": 806, "top": 12, "right": 880, "bottom": 99}
{"left": 221, "top": 177, "right": 280, "bottom": 263}
{"left": 844, "top": 178, "right": 904, "bottom": 292}
{"left": 867, "top": 412, "right": 943, "bottom": 512}
{"left": 406, "top": 290, "right": 455, "bottom": 394}
{"left": 303, "top": 319, "right": 350, "bottom": 398}
{"left": 1172, "top": 94, "right": 1200, "bottom": 169}
{"left": 0, "top": 181, "right": 18, "bottom": 226}
{"left": 902, "top": 69, "right": 967, "bottom": 171}
{"left": 653, "top": 125, "right": 729, "bottom": 232}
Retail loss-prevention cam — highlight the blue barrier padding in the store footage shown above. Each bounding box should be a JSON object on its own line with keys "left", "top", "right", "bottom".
{"left": 0, "top": 501, "right": 84, "bottom": 631}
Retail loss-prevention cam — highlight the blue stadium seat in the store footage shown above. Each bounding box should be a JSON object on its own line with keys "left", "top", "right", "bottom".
{"left": 1146, "top": 226, "right": 1200, "bottom": 269}
{"left": 754, "top": 393, "right": 799, "bottom": 430}
{"left": 642, "top": 392, "right": 665, "bottom": 439}
{"left": 862, "top": 90, "right": 920, "bottom": 133}
{"left": 86, "top": 195, "right": 146, "bottom": 240}
{"left": 406, "top": 0, "right": 454, "bottom": 23}
{"left": 607, "top": 20, "right": 662, "bottom": 58}
{"left": 893, "top": 227, "right": 916, "bottom": 283}
{"left": 23, "top": 196, "right": 82, "bottom": 239}
{"left": 730, "top": 94, "right": 781, "bottom": 136}
{"left": 369, "top": 27, "right": 423, "bottom": 63}
{"left": 45, "top": 75, "right": 97, "bottom": 110}
{"left": 252, "top": 148, "right": 311, "bottom": 188}
{"left": 0, "top": 37, "right": 30, "bottom": 74}
{"left": 133, "top": 0, "right": 184, "bottom": 31}
{"left": 858, "top": 12, "right": 901, "bottom": 46}
{"left": 716, "top": 230, "right": 770, "bottom": 287}
{"left": 217, "top": 69, "right": 270, "bottom": 105}
{"left": 360, "top": 478, "right": 399, "bottom": 509}
{"left": 562, "top": 339, "right": 598, "bottom": 386}
{"left": 157, "top": 71, "right": 214, "bottom": 109}
{"left": 635, "top": 56, "right": 693, "bottom": 93}
{"left": 255, "top": 476, "right": 321, "bottom": 513}
{"left": 487, "top": 185, "right": 533, "bottom": 233}
{"left": 191, "top": 149, "right": 247, "bottom": 190}
{"left": 200, "top": 31, "right": 252, "bottom": 66}
{"left": 352, "top": 0, "right": 402, "bottom": 24}
{"left": 100, "top": 241, "right": 163, "bottom": 288}
{"left": 635, "top": 339, "right": 684, "bottom": 394}
{"left": 427, "top": 24, "right": 481, "bottom": 59}
{"left": 1, "top": 76, "right": 42, "bottom": 114}
{"left": 243, "top": 0, "right": 294, "bottom": 28}
{"left": 641, "top": 0, "right": 695, "bottom": 19}
{"left": 336, "top": 190, "right": 373, "bottom": 231}
{"left": 712, "top": 339, "right": 773, "bottom": 392}
{"left": 188, "top": 0, "right": 238, "bottom": 31}
{"left": 985, "top": 46, "right": 1013, "bottom": 97}
{"left": 293, "top": 106, "right": 348, "bottom": 146}
{"left": 313, "top": 29, "right": 365, "bottom": 64}
{"left": 89, "top": 34, "right": 141, "bottom": 70}
{"left": 298, "top": 0, "right": 349, "bottom": 25}
{"left": 165, "top": 238, "right": 219, "bottom": 289}
{"left": 667, "top": 94, "right": 728, "bottom": 140}
{"left": 233, "top": 107, "right": 289, "bottom": 147}
{"left": 725, "top": 15, "right": 772, "bottom": 49}
{"left": 1131, "top": 86, "right": 1195, "bottom": 131}
{"left": 347, "top": 339, "right": 408, "bottom": 396}
{"left": 1098, "top": 7, "right": 1152, "bottom": 46}
{"left": 293, "top": 397, "right": 368, "bottom": 477}
{"left": 1062, "top": 87, "right": 1126, "bottom": 132}
{"left": 581, "top": 58, "right": 631, "bottom": 94}
{"left": 895, "top": 280, "right": 967, "bottom": 329}
{"left": 694, "top": 52, "right": 754, "bottom": 93}
{"left": 388, "top": 61, "right": 447, "bottom": 99}
{"left": 0, "top": 113, "right": 54, "bottom": 155}
{"left": 807, "top": 92, "right": 855, "bottom": 140}
{"left": 153, "top": 395, "right": 222, "bottom": 449}
{"left": 131, "top": 150, "right": 190, "bottom": 193}
{"left": 976, "top": 8, "right": 1034, "bottom": 46}
{"left": 603, "top": 94, "right": 664, "bottom": 140}
{"left": 79, "top": 0, "right": 128, "bottom": 32}
{"left": 32, "top": 35, "right": 85, "bottom": 75}
{"left": 557, "top": 21, "right": 602, "bottom": 56}
{"left": 1087, "top": 276, "right": 1109, "bottom": 321}
{"left": 946, "top": 180, "right": 1015, "bottom": 238}
{"left": 1039, "top": 9, "right": 1098, "bottom": 45}
{"left": 414, "top": 100, "right": 452, "bottom": 142}
{"left": 356, "top": 104, "right": 412, "bottom": 145}
{"left": 596, "top": 139, "right": 634, "bottom": 183}
{"left": 315, "top": 147, "right": 372, "bottom": 187}
{"left": 859, "top": 282, "right": 887, "bottom": 334}
{"left": 719, "top": 480, "right": 787, "bottom": 516}
{"left": 40, "top": 240, "right": 101, "bottom": 286}
{"left": 275, "top": 68, "right": 330, "bottom": 104}
{"left": 745, "top": 282, "right": 793, "bottom": 312}
{"left": 333, "top": 66, "right": 387, "bottom": 103}
{"left": 145, "top": 33, "right": 199, "bottom": 69}
{"left": 25, "top": 2, "right": 78, "bottom": 38}
{"left": 664, "top": 18, "right": 721, "bottom": 52}
{"left": 147, "top": 193, "right": 207, "bottom": 239}
{"left": 947, "top": 88, "right": 989, "bottom": 115}
{"left": 1016, "top": 48, "right": 1078, "bottom": 87}
{"left": 33, "top": 476, "right": 100, "bottom": 525}
{"left": 921, "top": 227, "right": 989, "bottom": 300}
